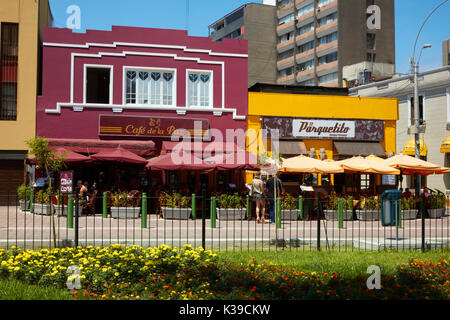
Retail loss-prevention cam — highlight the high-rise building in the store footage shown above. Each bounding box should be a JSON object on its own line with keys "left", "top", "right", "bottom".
{"left": 0, "top": 0, "right": 52, "bottom": 201}
{"left": 208, "top": 3, "right": 278, "bottom": 88}
{"left": 443, "top": 39, "right": 450, "bottom": 66}
{"left": 275, "top": 0, "right": 395, "bottom": 87}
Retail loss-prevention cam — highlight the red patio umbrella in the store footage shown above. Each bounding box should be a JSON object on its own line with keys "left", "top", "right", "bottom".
{"left": 91, "top": 146, "right": 147, "bottom": 165}
{"left": 204, "top": 150, "right": 259, "bottom": 170}
{"left": 27, "top": 147, "right": 92, "bottom": 164}
{"left": 146, "top": 152, "right": 215, "bottom": 171}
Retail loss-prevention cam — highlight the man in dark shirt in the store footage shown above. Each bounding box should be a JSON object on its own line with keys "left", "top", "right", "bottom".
{"left": 266, "top": 176, "right": 283, "bottom": 224}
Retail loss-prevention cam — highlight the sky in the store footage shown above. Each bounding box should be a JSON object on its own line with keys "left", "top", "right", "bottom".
{"left": 49, "top": 0, "right": 450, "bottom": 75}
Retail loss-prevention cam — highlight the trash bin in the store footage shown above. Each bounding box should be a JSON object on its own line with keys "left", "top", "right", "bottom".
{"left": 381, "top": 190, "right": 402, "bottom": 227}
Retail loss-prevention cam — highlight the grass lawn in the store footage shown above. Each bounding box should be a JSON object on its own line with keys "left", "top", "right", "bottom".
{"left": 0, "top": 279, "right": 74, "bottom": 300}
{"left": 217, "top": 249, "right": 450, "bottom": 277}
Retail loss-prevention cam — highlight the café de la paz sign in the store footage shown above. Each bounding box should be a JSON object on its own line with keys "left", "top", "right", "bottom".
{"left": 293, "top": 119, "right": 355, "bottom": 139}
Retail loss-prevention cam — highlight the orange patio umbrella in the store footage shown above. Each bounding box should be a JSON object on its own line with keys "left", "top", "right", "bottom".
{"left": 336, "top": 156, "right": 400, "bottom": 175}
{"left": 279, "top": 155, "right": 344, "bottom": 174}
{"left": 383, "top": 153, "right": 450, "bottom": 176}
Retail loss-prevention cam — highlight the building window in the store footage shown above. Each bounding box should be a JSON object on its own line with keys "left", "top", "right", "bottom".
{"left": 188, "top": 71, "right": 212, "bottom": 107}
{"left": 278, "top": 0, "right": 293, "bottom": 8}
{"left": 298, "top": 41, "right": 315, "bottom": 53}
{"left": 319, "top": 72, "right": 338, "bottom": 85}
{"left": 297, "top": 3, "right": 314, "bottom": 19}
{"left": 298, "top": 59, "right": 315, "bottom": 72}
{"left": 279, "top": 67, "right": 294, "bottom": 77}
{"left": 318, "top": 32, "right": 338, "bottom": 45}
{"left": 279, "top": 31, "right": 294, "bottom": 43}
{"left": 279, "top": 13, "right": 295, "bottom": 25}
{"left": 318, "top": 12, "right": 338, "bottom": 27}
{"left": 278, "top": 49, "right": 294, "bottom": 61}
{"left": 299, "top": 22, "right": 314, "bottom": 35}
{"left": 0, "top": 23, "right": 18, "bottom": 121}
{"left": 318, "top": 52, "right": 338, "bottom": 65}
{"left": 367, "top": 33, "right": 376, "bottom": 50}
{"left": 126, "top": 68, "right": 175, "bottom": 106}
{"left": 299, "top": 79, "right": 315, "bottom": 86}
{"left": 318, "top": 0, "right": 334, "bottom": 8}
{"left": 409, "top": 95, "right": 425, "bottom": 127}
{"left": 85, "top": 67, "right": 111, "bottom": 104}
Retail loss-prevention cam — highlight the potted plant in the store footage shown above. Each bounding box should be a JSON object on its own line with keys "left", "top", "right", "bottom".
{"left": 54, "top": 192, "right": 82, "bottom": 217}
{"left": 356, "top": 195, "right": 380, "bottom": 221}
{"left": 110, "top": 190, "right": 141, "bottom": 219}
{"left": 17, "top": 184, "right": 32, "bottom": 211}
{"left": 323, "top": 192, "right": 353, "bottom": 221}
{"left": 33, "top": 188, "right": 52, "bottom": 215}
{"left": 159, "top": 192, "right": 192, "bottom": 220}
{"left": 400, "top": 195, "right": 418, "bottom": 220}
{"left": 427, "top": 193, "right": 446, "bottom": 219}
{"left": 280, "top": 193, "right": 298, "bottom": 220}
{"left": 216, "top": 193, "right": 246, "bottom": 220}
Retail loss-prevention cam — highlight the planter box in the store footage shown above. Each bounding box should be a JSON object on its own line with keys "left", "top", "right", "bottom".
{"left": 32, "top": 203, "right": 52, "bottom": 215}
{"left": 428, "top": 208, "right": 445, "bottom": 219}
{"left": 217, "top": 208, "right": 246, "bottom": 220}
{"left": 111, "top": 207, "right": 140, "bottom": 219}
{"left": 324, "top": 210, "right": 353, "bottom": 221}
{"left": 55, "top": 205, "right": 82, "bottom": 217}
{"left": 19, "top": 200, "right": 30, "bottom": 211}
{"left": 356, "top": 210, "right": 380, "bottom": 221}
{"left": 401, "top": 209, "right": 418, "bottom": 220}
{"left": 281, "top": 209, "right": 298, "bottom": 221}
{"left": 161, "top": 207, "right": 192, "bottom": 220}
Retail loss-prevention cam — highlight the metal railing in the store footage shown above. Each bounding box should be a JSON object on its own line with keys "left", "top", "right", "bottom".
{"left": 0, "top": 191, "right": 449, "bottom": 252}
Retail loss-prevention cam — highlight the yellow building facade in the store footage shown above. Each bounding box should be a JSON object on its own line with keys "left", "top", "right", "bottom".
{"left": 246, "top": 86, "right": 398, "bottom": 192}
{"left": 0, "top": 0, "right": 52, "bottom": 198}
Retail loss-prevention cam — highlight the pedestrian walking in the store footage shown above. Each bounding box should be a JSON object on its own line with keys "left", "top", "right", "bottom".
{"left": 266, "top": 175, "right": 284, "bottom": 224}
{"left": 251, "top": 173, "right": 267, "bottom": 224}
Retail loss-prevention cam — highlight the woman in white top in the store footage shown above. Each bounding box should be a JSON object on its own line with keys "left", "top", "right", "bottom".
{"left": 252, "top": 173, "right": 267, "bottom": 224}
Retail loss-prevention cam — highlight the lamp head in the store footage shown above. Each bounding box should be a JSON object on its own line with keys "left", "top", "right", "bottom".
{"left": 422, "top": 44, "right": 432, "bottom": 49}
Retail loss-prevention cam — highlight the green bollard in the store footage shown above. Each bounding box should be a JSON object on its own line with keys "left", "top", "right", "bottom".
{"left": 30, "top": 189, "right": 34, "bottom": 213}
{"left": 67, "top": 194, "right": 73, "bottom": 229}
{"left": 298, "top": 195, "right": 303, "bottom": 220}
{"left": 102, "top": 192, "right": 108, "bottom": 219}
{"left": 246, "top": 195, "right": 249, "bottom": 219}
{"left": 142, "top": 193, "right": 147, "bottom": 229}
{"left": 349, "top": 196, "right": 354, "bottom": 221}
{"left": 398, "top": 200, "right": 403, "bottom": 229}
{"left": 276, "top": 197, "right": 281, "bottom": 229}
{"left": 210, "top": 197, "right": 216, "bottom": 229}
{"left": 338, "top": 198, "right": 344, "bottom": 229}
{"left": 191, "top": 194, "right": 196, "bottom": 220}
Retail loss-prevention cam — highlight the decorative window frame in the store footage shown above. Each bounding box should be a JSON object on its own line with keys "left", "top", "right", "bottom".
{"left": 122, "top": 66, "right": 177, "bottom": 107}
{"left": 83, "top": 64, "right": 114, "bottom": 105}
{"left": 407, "top": 92, "right": 426, "bottom": 128}
{"left": 186, "top": 69, "right": 214, "bottom": 108}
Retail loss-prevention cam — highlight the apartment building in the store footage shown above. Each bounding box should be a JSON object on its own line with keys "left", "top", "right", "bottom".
{"left": 209, "top": 3, "right": 278, "bottom": 87}
{"left": 276, "top": 0, "right": 395, "bottom": 87}
{"left": 444, "top": 39, "right": 450, "bottom": 66}
{"left": 0, "top": 0, "right": 52, "bottom": 201}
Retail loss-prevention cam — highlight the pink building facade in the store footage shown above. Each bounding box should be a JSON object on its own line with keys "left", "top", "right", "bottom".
{"left": 36, "top": 26, "right": 248, "bottom": 152}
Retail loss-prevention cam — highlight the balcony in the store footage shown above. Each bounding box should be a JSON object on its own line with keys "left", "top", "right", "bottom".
{"left": 297, "top": 11, "right": 314, "bottom": 24}
{"left": 277, "top": 38, "right": 295, "bottom": 53}
{"left": 295, "top": 31, "right": 314, "bottom": 44}
{"left": 316, "top": 40, "right": 338, "bottom": 54}
{"left": 277, "top": 56, "right": 295, "bottom": 70}
{"left": 295, "top": 0, "right": 311, "bottom": 9}
{"left": 277, "top": 20, "right": 295, "bottom": 36}
{"left": 277, "top": 74, "right": 295, "bottom": 84}
{"left": 320, "top": 80, "right": 339, "bottom": 88}
{"left": 277, "top": 2, "right": 295, "bottom": 18}
{"left": 296, "top": 68, "right": 315, "bottom": 79}
{"left": 316, "top": 60, "right": 338, "bottom": 73}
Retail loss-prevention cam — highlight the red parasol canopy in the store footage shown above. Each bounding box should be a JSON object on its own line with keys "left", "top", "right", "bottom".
{"left": 27, "top": 147, "right": 92, "bottom": 164}
{"left": 146, "top": 152, "right": 215, "bottom": 171}
{"left": 204, "top": 150, "right": 259, "bottom": 170}
{"left": 91, "top": 146, "right": 148, "bottom": 165}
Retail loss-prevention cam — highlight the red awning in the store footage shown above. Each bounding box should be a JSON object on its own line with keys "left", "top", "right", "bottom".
{"left": 160, "top": 141, "right": 244, "bottom": 156}
{"left": 47, "top": 138, "right": 155, "bottom": 157}
{"left": 91, "top": 146, "right": 148, "bottom": 165}
{"left": 27, "top": 147, "right": 92, "bottom": 165}
{"left": 146, "top": 153, "right": 215, "bottom": 171}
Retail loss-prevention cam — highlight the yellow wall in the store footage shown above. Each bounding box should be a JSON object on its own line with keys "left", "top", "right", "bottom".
{"left": 0, "top": 0, "right": 49, "bottom": 151}
{"left": 246, "top": 92, "right": 398, "bottom": 183}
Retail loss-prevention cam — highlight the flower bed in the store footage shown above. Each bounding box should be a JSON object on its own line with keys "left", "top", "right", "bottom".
{"left": 0, "top": 245, "right": 448, "bottom": 300}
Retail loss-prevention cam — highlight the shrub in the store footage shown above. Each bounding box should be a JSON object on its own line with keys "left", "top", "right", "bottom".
{"left": 281, "top": 193, "right": 297, "bottom": 210}
{"left": 401, "top": 196, "right": 417, "bottom": 210}
{"left": 17, "top": 184, "right": 32, "bottom": 201}
{"left": 215, "top": 193, "right": 245, "bottom": 209}
{"left": 323, "top": 192, "right": 352, "bottom": 211}
{"left": 34, "top": 188, "right": 51, "bottom": 205}
{"left": 110, "top": 190, "right": 142, "bottom": 208}
{"left": 159, "top": 192, "right": 191, "bottom": 208}
{"left": 360, "top": 195, "right": 380, "bottom": 211}
{"left": 428, "top": 193, "right": 446, "bottom": 209}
